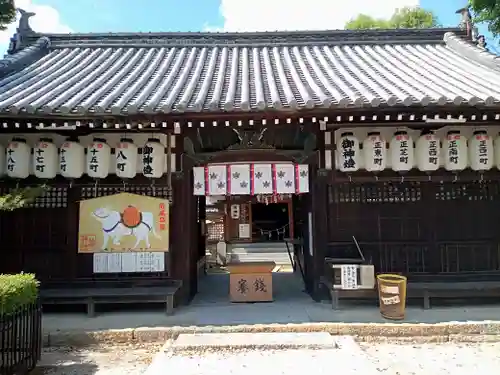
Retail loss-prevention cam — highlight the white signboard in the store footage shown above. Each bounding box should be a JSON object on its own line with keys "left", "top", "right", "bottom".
{"left": 238, "top": 223, "right": 251, "bottom": 239}
{"left": 93, "top": 252, "right": 165, "bottom": 273}
{"left": 340, "top": 265, "right": 358, "bottom": 290}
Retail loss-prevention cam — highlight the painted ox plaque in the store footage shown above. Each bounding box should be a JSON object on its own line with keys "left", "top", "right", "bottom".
{"left": 78, "top": 193, "right": 169, "bottom": 253}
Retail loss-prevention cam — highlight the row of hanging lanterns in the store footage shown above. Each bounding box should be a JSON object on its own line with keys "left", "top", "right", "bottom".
{"left": 337, "top": 129, "right": 497, "bottom": 173}
{"left": 0, "top": 137, "right": 167, "bottom": 179}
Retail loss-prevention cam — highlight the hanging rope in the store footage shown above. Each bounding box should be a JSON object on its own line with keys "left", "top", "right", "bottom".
{"left": 253, "top": 223, "right": 290, "bottom": 240}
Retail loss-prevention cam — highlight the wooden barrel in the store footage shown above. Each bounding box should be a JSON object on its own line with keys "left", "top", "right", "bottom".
{"left": 376, "top": 274, "right": 407, "bottom": 320}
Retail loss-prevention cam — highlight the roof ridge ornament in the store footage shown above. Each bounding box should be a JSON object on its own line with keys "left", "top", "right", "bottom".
{"left": 6, "top": 8, "right": 36, "bottom": 56}
{"left": 455, "top": 6, "right": 473, "bottom": 38}
{"left": 476, "top": 34, "right": 488, "bottom": 51}
{"left": 17, "top": 8, "right": 36, "bottom": 34}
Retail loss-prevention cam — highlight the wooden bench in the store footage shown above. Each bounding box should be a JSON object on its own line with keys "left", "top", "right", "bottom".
{"left": 407, "top": 280, "right": 500, "bottom": 310}
{"left": 320, "top": 276, "right": 341, "bottom": 309}
{"left": 320, "top": 276, "right": 376, "bottom": 310}
{"left": 39, "top": 278, "right": 182, "bottom": 317}
{"left": 321, "top": 270, "right": 500, "bottom": 310}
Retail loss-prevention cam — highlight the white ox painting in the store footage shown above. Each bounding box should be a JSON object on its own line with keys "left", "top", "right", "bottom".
{"left": 91, "top": 207, "right": 162, "bottom": 251}
{"left": 78, "top": 193, "right": 169, "bottom": 253}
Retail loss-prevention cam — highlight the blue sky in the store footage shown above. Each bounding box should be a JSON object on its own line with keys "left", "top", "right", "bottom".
{"left": 0, "top": 0, "right": 496, "bottom": 53}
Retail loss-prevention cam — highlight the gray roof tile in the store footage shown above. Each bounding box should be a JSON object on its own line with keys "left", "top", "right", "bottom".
{"left": 0, "top": 29, "right": 499, "bottom": 115}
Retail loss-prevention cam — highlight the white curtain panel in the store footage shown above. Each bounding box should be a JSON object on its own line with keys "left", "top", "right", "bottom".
{"left": 297, "top": 164, "right": 310, "bottom": 193}
{"left": 274, "top": 163, "right": 295, "bottom": 194}
{"left": 229, "top": 163, "right": 251, "bottom": 195}
{"left": 252, "top": 163, "right": 273, "bottom": 194}
{"left": 192, "top": 166, "right": 206, "bottom": 195}
{"left": 207, "top": 164, "right": 227, "bottom": 195}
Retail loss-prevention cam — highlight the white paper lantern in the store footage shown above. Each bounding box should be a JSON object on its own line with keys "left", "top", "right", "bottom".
{"left": 0, "top": 144, "right": 5, "bottom": 176}
{"left": 86, "top": 138, "right": 111, "bottom": 178}
{"left": 390, "top": 131, "right": 414, "bottom": 172}
{"left": 444, "top": 130, "right": 468, "bottom": 171}
{"left": 60, "top": 138, "right": 85, "bottom": 178}
{"left": 6, "top": 138, "right": 30, "bottom": 179}
{"left": 142, "top": 138, "right": 165, "bottom": 178}
{"left": 33, "top": 138, "right": 58, "bottom": 179}
{"left": 469, "top": 130, "right": 493, "bottom": 171}
{"left": 363, "top": 132, "right": 386, "bottom": 172}
{"left": 337, "top": 132, "right": 360, "bottom": 172}
{"left": 115, "top": 138, "right": 138, "bottom": 179}
{"left": 416, "top": 131, "right": 440, "bottom": 172}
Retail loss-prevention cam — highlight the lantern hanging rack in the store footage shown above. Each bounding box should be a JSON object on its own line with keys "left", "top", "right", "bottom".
{"left": 333, "top": 171, "right": 499, "bottom": 184}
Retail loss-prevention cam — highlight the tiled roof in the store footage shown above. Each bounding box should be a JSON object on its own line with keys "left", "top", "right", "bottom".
{"left": 0, "top": 28, "right": 499, "bottom": 116}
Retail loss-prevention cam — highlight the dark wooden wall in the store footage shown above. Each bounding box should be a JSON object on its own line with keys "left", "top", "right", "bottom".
{"left": 0, "top": 174, "right": 199, "bottom": 305}
{"left": 325, "top": 180, "right": 500, "bottom": 277}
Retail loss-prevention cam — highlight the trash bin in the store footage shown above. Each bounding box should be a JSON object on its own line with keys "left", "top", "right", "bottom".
{"left": 376, "top": 274, "right": 407, "bottom": 320}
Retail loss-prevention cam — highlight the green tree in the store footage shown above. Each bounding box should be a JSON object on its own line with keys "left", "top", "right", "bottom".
{"left": 346, "top": 6, "right": 440, "bottom": 30}
{"left": 0, "top": 185, "right": 47, "bottom": 211}
{"left": 0, "top": 0, "right": 16, "bottom": 31}
{"left": 469, "top": 0, "right": 500, "bottom": 36}
{"left": 345, "top": 14, "right": 390, "bottom": 30}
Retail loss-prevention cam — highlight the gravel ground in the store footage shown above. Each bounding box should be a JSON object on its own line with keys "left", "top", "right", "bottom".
{"left": 32, "top": 343, "right": 162, "bottom": 375}
{"left": 161, "top": 343, "right": 500, "bottom": 375}
{"left": 360, "top": 342, "right": 500, "bottom": 375}
{"left": 31, "top": 341, "right": 500, "bottom": 375}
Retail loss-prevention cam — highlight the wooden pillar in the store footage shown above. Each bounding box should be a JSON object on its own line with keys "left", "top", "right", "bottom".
{"left": 308, "top": 121, "right": 330, "bottom": 301}
{"left": 67, "top": 185, "right": 80, "bottom": 280}
{"left": 169, "top": 155, "right": 198, "bottom": 305}
{"left": 170, "top": 173, "right": 191, "bottom": 304}
{"left": 311, "top": 169, "right": 328, "bottom": 301}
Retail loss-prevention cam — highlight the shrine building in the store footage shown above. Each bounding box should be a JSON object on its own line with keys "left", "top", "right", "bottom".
{"left": 1, "top": 9, "right": 500, "bottom": 307}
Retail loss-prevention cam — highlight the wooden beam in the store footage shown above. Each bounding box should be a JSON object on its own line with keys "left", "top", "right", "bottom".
{"left": 1, "top": 105, "right": 500, "bottom": 130}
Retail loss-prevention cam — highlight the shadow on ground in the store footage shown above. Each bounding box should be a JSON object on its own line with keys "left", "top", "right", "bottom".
{"left": 31, "top": 349, "right": 98, "bottom": 375}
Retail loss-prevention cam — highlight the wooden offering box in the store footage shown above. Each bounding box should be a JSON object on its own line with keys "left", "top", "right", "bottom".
{"left": 226, "top": 262, "right": 276, "bottom": 302}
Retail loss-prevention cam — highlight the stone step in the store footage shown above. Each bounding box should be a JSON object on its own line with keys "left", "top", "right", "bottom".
{"left": 170, "top": 332, "right": 338, "bottom": 351}
{"left": 228, "top": 242, "right": 289, "bottom": 251}
{"left": 229, "top": 252, "right": 292, "bottom": 265}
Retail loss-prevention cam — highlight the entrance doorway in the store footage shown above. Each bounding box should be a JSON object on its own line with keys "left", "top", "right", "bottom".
{"left": 251, "top": 202, "right": 291, "bottom": 242}
{"left": 196, "top": 194, "right": 312, "bottom": 304}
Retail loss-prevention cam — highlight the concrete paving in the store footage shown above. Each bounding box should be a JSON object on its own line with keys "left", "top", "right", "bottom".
{"left": 43, "top": 302, "right": 500, "bottom": 333}
{"left": 171, "top": 332, "right": 337, "bottom": 351}
{"left": 145, "top": 335, "right": 380, "bottom": 375}
{"left": 42, "top": 272, "right": 500, "bottom": 337}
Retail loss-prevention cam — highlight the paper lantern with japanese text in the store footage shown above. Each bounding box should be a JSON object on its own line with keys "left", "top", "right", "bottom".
{"left": 60, "top": 139, "right": 85, "bottom": 178}
{"left": 494, "top": 133, "right": 500, "bottom": 170}
{"left": 416, "top": 130, "right": 440, "bottom": 172}
{"left": 0, "top": 144, "right": 4, "bottom": 176}
{"left": 142, "top": 138, "right": 165, "bottom": 178}
{"left": 115, "top": 138, "right": 138, "bottom": 179}
{"left": 363, "top": 132, "right": 386, "bottom": 172}
{"left": 469, "top": 130, "right": 493, "bottom": 171}
{"left": 6, "top": 138, "right": 30, "bottom": 179}
{"left": 444, "top": 130, "right": 468, "bottom": 171}
{"left": 337, "top": 132, "right": 360, "bottom": 172}
{"left": 86, "top": 138, "right": 111, "bottom": 178}
{"left": 33, "top": 138, "right": 58, "bottom": 179}
{"left": 390, "top": 131, "right": 414, "bottom": 172}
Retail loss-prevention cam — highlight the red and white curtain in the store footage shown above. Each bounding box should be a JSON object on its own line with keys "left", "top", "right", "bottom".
{"left": 192, "top": 163, "right": 309, "bottom": 196}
